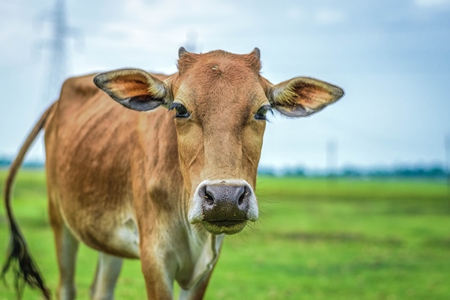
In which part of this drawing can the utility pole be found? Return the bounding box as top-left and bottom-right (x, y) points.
(37, 0), (80, 107)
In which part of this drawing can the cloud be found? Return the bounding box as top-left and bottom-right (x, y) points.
(286, 6), (304, 19)
(414, 0), (450, 7)
(87, 0), (256, 64)
(314, 9), (346, 24)
(0, 4), (36, 64)
(69, 0), (265, 76)
(100, 0), (247, 44)
(284, 5), (346, 25)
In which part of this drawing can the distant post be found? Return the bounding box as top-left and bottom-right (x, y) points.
(326, 139), (338, 182)
(446, 135), (450, 197)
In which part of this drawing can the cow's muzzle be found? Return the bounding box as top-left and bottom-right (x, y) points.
(188, 180), (259, 235)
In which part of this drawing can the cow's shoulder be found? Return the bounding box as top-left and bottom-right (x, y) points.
(60, 73), (99, 102)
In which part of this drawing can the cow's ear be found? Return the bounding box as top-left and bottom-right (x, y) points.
(268, 77), (344, 117)
(94, 69), (170, 111)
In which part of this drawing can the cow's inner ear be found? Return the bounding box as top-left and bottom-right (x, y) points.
(269, 77), (344, 117)
(94, 69), (170, 111)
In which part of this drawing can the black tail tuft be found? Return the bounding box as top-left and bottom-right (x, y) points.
(1, 221), (51, 300)
(2, 103), (56, 299)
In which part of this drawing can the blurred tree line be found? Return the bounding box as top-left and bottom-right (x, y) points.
(258, 165), (447, 179)
(0, 156), (447, 179)
(0, 156), (44, 169)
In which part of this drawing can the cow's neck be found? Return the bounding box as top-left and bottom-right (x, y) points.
(175, 220), (224, 290)
(135, 108), (223, 288)
(179, 233), (224, 290)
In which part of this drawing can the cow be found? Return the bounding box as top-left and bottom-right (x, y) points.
(2, 47), (343, 300)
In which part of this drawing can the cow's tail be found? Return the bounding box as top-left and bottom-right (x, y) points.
(1, 103), (56, 300)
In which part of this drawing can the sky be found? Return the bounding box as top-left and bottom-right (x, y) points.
(0, 0), (449, 171)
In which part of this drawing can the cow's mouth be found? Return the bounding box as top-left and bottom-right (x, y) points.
(202, 220), (247, 235)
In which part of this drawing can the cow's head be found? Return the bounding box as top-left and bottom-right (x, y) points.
(94, 48), (343, 235)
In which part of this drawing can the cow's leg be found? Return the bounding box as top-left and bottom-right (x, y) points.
(89, 261), (100, 298)
(140, 245), (174, 300)
(49, 198), (79, 300)
(90, 252), (123, 300)
(53, 222), (79, 300)
(178, 270), (215, 300)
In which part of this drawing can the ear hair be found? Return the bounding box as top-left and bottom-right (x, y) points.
(94, 69), (170, 112)
(269, 77), (344, 117)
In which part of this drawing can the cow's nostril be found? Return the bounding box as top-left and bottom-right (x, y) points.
(238, 187), (246, 206)
(203, 188), (214, 206)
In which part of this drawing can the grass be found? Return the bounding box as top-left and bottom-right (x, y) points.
(0, 171), (449, 299)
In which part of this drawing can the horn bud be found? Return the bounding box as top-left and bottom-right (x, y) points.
(179, 47), (188, 58)
(252, 47), (261, 60)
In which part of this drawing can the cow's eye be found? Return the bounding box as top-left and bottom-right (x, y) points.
(170, 103), (190, 118)
(254, 105), (272, 120)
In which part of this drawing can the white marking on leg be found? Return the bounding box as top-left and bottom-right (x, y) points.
(58, 224), (79, 300)
(90, 252), (123, 300)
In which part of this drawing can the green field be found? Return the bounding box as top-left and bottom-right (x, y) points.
(1, 171), (449, 299)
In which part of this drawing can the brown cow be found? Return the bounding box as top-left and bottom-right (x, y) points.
(2, 48), (343, 299)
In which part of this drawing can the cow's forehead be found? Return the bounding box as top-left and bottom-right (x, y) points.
(177, 49), (261, 76)
(173, 50), (266, 110)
